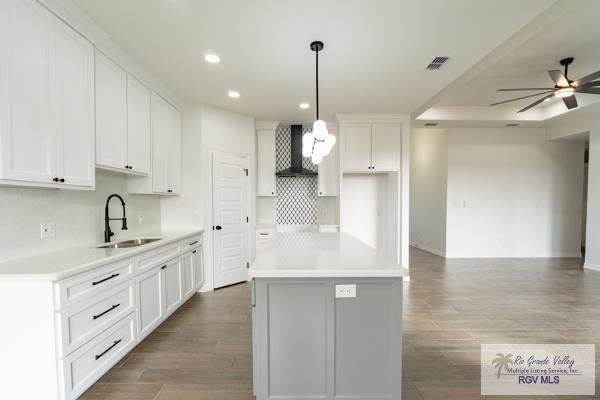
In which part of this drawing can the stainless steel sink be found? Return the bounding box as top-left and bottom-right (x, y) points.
(96, 238), (162, 249)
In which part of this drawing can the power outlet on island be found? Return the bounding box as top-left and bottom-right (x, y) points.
(335, 284), (356, 298)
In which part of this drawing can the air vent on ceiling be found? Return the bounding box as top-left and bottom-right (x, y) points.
(506, 123), (520, 127)
(426, 56), (450, 70)
(424, 122), (438, 127)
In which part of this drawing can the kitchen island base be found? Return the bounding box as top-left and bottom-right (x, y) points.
(252, 277), (403, 400)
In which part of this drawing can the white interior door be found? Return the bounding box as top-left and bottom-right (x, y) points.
(212, 152), (250, 288)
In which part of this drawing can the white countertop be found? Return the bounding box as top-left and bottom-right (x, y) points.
(249, 232), (408, 278)
(0, 229), (204, 281)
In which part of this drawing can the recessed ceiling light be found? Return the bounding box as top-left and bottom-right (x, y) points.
(228, 90), (240, 98)
(204, 53), (221, 64)
(299, 102), (310, 109)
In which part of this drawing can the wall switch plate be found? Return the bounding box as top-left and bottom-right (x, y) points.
(40, 222), (56, 239)
(138, 215), (144, 225)
(335, 284), (356, 298)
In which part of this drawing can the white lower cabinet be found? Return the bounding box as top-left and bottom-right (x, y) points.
(164, 257), (183, 315)
(136, 265), (165, 340)
(182, 246), (204, 298)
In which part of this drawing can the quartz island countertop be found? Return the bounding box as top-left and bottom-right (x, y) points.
(249, 232), (409, 278)
(0, 229), (204, 281)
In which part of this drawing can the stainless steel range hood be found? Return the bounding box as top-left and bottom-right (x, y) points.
(276, 125), (317, 177)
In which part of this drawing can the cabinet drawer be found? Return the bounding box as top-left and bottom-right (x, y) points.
(60, 313), (136, 400)
(180, 235), (203, 252)
(57, 283), (135, 357)
(55, 258), (134, 310)
(256, 228), (275, 240)
(135, 242), (181, 272)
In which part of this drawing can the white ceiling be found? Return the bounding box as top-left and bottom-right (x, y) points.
(435, 0), (600, 111)
(71, 0), (557, 124)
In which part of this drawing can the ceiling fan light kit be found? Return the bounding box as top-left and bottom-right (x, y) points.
(491, 57), (600, 113)
(303, 41), (336, 165)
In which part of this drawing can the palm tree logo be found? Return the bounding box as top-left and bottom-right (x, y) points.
(492, 353), (513, 378)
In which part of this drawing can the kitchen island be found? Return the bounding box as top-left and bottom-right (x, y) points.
(249, 232), (409, 400)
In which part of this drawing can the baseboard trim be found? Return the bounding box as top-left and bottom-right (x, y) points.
(584, 262), (600, 272)
(444, 253), (582, 259)
(410, 241), (446, 258)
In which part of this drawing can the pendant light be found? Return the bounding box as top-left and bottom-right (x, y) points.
(303, 41), (336, 165)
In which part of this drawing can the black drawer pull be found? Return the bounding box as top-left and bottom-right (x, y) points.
(192, 250), (197, 254)
(93, 304), (121, 320)
(189, 240), (199, 245)
(95, 339), (122, 360)
(259, 233), (269, 236)
(161, 265), (167, 270)
(92, 273), (120, 286)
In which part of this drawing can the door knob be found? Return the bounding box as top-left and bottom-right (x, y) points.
(215, 225), (222, 230)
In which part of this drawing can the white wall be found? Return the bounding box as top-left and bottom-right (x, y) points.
(0, 170), (161, 262)
(161, 105), (255, 290)
(410, 129), (448, 256)
(445, 128), (584, 258)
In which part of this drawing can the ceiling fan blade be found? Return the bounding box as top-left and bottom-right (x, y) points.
(490, 91), (553, 106)
(576, 87), (600, 95)
(497, 88), (554, 92)
(562, 95), (578, 109)
(574, 70), (600, 86)
(517, 93), (555, 113)
(548, 70), (569, 86)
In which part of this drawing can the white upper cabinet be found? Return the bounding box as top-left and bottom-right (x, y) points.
(0, 0), (94, 189)
(340, 121), (401, 172)
(341, 124), (372, 171)
(318, 130), (338, 196)
(95, 52), (128, 171)
(371, 123), (401, 171)
(0, 0), (55, 185)
(55, 19), (95, 188)
(129, 93), (181, 195)
(126, 76), (151, 175)
(256, 129), (277, 196)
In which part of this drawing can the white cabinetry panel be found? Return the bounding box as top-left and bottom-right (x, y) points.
(342, 124), (372, 171)
(372, 123), (401, 171)
(95, 52), (127, 171)
(318, 131), (338, 196)
(257, 129), (277, 196)
(126, 76), (151, 175)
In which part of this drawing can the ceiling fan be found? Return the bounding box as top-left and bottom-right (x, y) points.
(491, 58), (600, 112)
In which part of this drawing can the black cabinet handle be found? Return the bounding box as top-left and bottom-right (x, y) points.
(59, 178), (65, 183)
(92, 273), (120, 286)
(95, 339), (122, 360)
(161, 265), (167, 270)
(192, 250), (197, 254)
(93, 304), (120, 320)
(53, 177), (59, 182)
(271, 192), (274, 195)
(189, 240), (199, 245)
(215, 225), (222, 230)
(167, 189), (173, 193)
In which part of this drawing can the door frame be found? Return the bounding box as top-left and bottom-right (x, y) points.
(209, 150), (252, 289)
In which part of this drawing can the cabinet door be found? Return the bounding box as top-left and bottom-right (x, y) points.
(181, 251), (194, 299)
(318, 132), (338, 196)
(342, 124), (372, 171)
(167, 105), (182, 194)
(150, 93), (170, 193)
(256, 130), (276, 196)
(164, 257), (182, 315)
(137, 266), (164, 340)
(371, 123), (401, 171)
(191, 247), (204, 290)
(55, 20), (95, 188)
(0, 0), (56, 184)
(126, 76), (151, 175)
(95, 51), (127, 170)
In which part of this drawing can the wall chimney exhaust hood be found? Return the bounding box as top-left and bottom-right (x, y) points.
(276, 125), (317, 177)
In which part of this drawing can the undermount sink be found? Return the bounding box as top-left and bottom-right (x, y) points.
(96, 238), (162, 249)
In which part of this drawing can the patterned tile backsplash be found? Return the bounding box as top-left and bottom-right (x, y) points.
(276, 126), (317, 225)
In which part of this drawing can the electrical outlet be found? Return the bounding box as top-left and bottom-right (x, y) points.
(40, 222), (56, 239)
(335, 284), (356, 298)
(138, 215), (144, 225)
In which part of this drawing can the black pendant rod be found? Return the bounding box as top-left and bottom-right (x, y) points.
(316, 48), (319, 121)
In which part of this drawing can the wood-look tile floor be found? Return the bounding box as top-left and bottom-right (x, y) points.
(81, 247), (600, 400)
